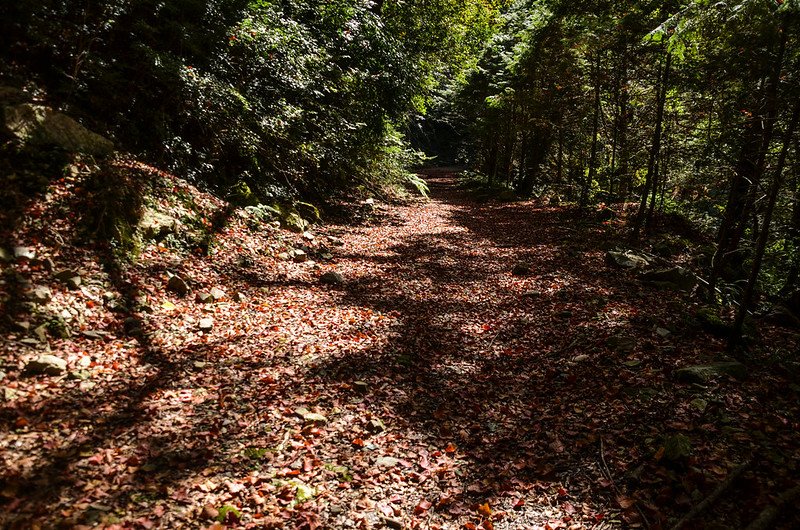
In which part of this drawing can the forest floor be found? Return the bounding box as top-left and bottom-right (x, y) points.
(1, 167), (799, 530)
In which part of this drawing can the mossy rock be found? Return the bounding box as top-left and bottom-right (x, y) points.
(695, 306), (731, 336)
(663, 434), (692, 462)
(282, 212), (309, 233)
(228, 181), (260, 207)
(675, 361), (747, 384)
(295, 201), (321, 223)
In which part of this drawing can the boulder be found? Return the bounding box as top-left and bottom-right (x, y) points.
(25, 355), (67, 376)
(674, 361), (747, 384)
(605, 250), (651, 269)
(4, 103), (114, 156)
(320, 271), (344, 285)
(167, 275), (189, 296)
(640, 267), (698, 292)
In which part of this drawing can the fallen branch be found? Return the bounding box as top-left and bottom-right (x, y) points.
(600, 438), (650, 529)
(669, 458), (752, 530)
(744, 484), (800, 530)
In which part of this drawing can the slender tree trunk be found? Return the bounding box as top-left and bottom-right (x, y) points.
(584, 56), (601, 209)
(730, 100), (800, 348)
(709, 24), (787, 297)
(632, 51), (671, 240)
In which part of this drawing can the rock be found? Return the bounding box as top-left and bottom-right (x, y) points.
(302, 231), (315, 241)
(196, 292), (214, 304)
(166, 275), (189, 296)
(282, 212), (308, 233)
(663, 434), (692, 462)
(232, 292), (247, 303)
(656, 327), (671, 338)
(293, 249), (308, 263)
(296, 202), (321, 223)
(640, 267), (698, 292)
(353, 381), (369, 393)
(13, 246), (36, 260)
(512, 262), (532, 276)
(54, 268), (79, 281)
(47, 317), (71, 338)
(605, 250), (651, 269)
(295, 407), (327, 425)
(606, 334), (636, 354)
(367, 419), (385, 433)
(139, 210), (178, 241)
(277, 252), (291, 261)
(33, 324), (48, 342)
(199, 318), (214, 332)
(210, 287), (226, 301)
(25, 355), (67, 376)
(695, 307), (731, 336)
(27, 285), (52, 304)
(327, 236), (345, 247)
(0, 247), (12, 262)
(124, 317), (143, 337)
(4, 103), (114, 156)
(375, 456), (400, 468)
(65, 276), (82, 290)
(320, 271), (344, 285)
(522, 290), (542, 298)
(675, 362), (747, 384)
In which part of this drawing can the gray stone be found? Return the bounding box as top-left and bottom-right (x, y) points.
(656, 327), (671, 337)
(65, 276), (82, 290)
(4, 103), (114, 156)
(198, 318), (214, 332)
(209, 287), (226, 301)
(640, 267), (698, 292)
(293, 249), (308, 263)
(302, 231), (315, 241)
(663, 434), (692, 462)
(13, 246), (36, 260)
(195, 292), (214, 304)
(320, 271), (344, 285)
(139, 210), (178, 241)
(167, 275), (189, 296)
(25, 355), (67, 376)
(375, 456), (400, 468)
(27, 285), (52, 304)
(353, 381), (369, 393)
(295, 407), (327, 425)
(277, 252), (291, 261)
(232, 292), (247, 303)
(367, 419), (385, 433)
(605, 250), (651, 269)
(675, 362), (747, 384)
(296, 202), (321, 223)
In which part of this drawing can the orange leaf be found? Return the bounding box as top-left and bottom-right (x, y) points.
(352, 438), (364, 447)
(464, 524), (477, 530)
(477, 503), (492, 517)
(445, 443), (457, 454)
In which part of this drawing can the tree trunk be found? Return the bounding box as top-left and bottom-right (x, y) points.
(631, 51), (671, 240)
(730, 100), (800, 348)
(584, 56), (601, 209)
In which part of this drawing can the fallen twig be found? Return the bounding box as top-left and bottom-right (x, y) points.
(744, 483), (800, 530)
(668, 458), (752, 530)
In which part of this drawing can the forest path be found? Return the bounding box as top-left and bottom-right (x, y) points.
(4, 168), (795, 530)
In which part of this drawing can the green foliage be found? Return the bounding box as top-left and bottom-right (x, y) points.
(0, 0), (499, 199)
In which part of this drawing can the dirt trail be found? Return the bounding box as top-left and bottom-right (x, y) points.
(2, 170), (798, 529)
